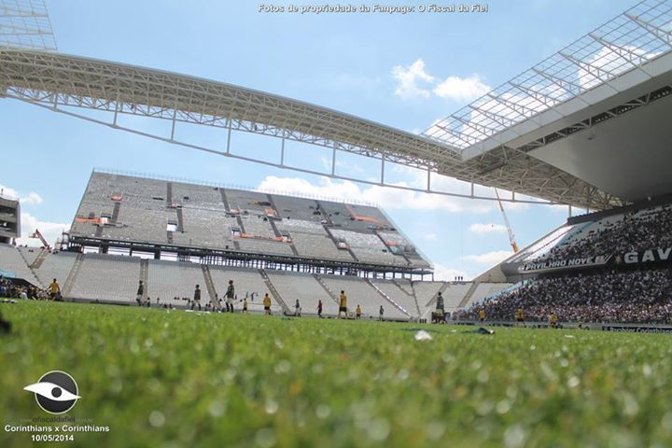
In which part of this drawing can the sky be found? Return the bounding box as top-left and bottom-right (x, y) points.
(0, 0), (638, 280)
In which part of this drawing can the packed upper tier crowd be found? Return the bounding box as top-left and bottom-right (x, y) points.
(540, 204), (672, 261)
(459, 267), (672, 324)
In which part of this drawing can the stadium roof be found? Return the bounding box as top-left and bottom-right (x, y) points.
(425, 0), (672, 155)
(0, 0), (57, 51)
(0, 0), (671, 210)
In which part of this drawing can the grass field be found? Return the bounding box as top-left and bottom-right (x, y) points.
(2, 301), (672, 447)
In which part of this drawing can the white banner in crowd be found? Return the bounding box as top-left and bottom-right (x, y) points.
(518, 255), (610, 274)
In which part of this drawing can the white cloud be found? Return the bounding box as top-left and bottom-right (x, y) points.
(0, 184), (43, 205)
(15, 213), (69, 247)
(256, 175), (494, 214)
(463, 250), (512, 266)
(392, 60), (492, 104)
(391, 59), (435, 100)
(469, 223), (507, 234)
(433, 74), (491, 102)
(432, 263), (470, 282)
(22, 192), (43, 205)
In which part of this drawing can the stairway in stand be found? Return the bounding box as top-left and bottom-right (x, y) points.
(201, 264), (219, 308)
(313, 274), (340, 305)
(366, 279), (412, 318)
(62, 253), (84, 299)
(457, 282), (480, 309)
(259, 269), (291, 314)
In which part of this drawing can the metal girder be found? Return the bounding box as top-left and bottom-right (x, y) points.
(485, 92), (539, 119)
(432, 123), (479, 148)
(589, 33), (651, 68)
(0, 49), (461, 173)
(559, 51), (618, 84)
(0, 47), (644, 211)
(452, 115), (499, 140)
(468, 104), (518, 128)
(509, 82), (561, 107)
(0, 0), (56, 51)
(531, 67), (582, 97)
(625, 11), (672, 46)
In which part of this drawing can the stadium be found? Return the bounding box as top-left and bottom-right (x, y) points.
(2, 0), (672, 446)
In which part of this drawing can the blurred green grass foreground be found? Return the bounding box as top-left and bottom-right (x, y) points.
(2, 300), (672, 447)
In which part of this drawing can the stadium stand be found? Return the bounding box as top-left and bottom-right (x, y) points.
(330, 229), (406, 266)
(147, 260), (207, 305)
(461, 267), (672, 324)
(32, 251), (78, 289)
(289, 233), (355, 262)
(171, 182), (226, 210)
(417, 282), (467, 318)
(0, 243), (41, 285)
(508, 203), (672, 265)
(17, 246), (42, 267)
(236, 238), (295, 257)
(172, 207), (236, 250)
(266, 270), (339, 316)
(239, 215), (277, 239)
(69, 254), (141, 303)
(276, 219), (326, 235)
(272, 195), (321, 222)
(318, 274), (408, 319)
(391, 278), (414, 296)
(468, 283), (515, 307)
(208, 266), (283, 314)
(225, 189), (274, 214)
(0, 239), (516, 323)
(414, 281), (450, 305)
(369, 279), (419, 317)
(0, 172), (451, 318)
(69, 172), (431, 272)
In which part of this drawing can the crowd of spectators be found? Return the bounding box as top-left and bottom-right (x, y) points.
(459, 267), (672, 324)
(0, 276), (48, 300)
(537, 204), (672, 261)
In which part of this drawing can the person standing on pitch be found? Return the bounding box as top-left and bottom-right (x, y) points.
(295, 299), (301, 317)
(49, 278), (61, 301)
(436, 291), (445, 322)
(135, 280), (144, 306)
(193, 284), (202, 311)
(338, 290), (348, 319)
(263, 293), (272, 315)
(515, 308), (525, 327)
(317, 299), (323, 318)
(225, 280), (235, 313)
(379, 305), (384, 321)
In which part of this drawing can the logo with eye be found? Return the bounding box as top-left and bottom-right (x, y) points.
(24, 370), (81, 414)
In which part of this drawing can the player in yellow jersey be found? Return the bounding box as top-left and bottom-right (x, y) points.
(515, 308), (525, 327)
(479, 308), (486, 323)
(48, 278), (61, 301)
(263, 293), (272, 315)
(549, 312), (558, 329)
(355, 304), (362, 319)
(338, 290), (348, 318)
